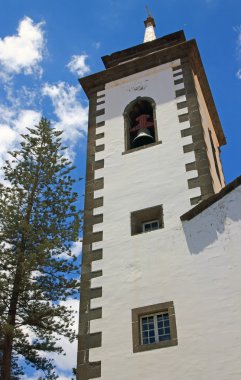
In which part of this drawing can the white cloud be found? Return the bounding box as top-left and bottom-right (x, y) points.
(236, 27), (241, 49)
(22, 374), (41, 380)
(20, 299), (79, 379)
(0, 16), (45, 78)
(236, 69), (241, 79)
(71, 241), (82, 257)
(5, 85), (38, 107)
(48, 299), (79, 372)
(67, 54), (90, 77)
(22, 372), (73, 380)
(58, 240), (82, 260)
(42, 82), (88, 157)
(0, 124), (17, 154)
(0, 105), (16, 155)
(93, 41), (101, 49)
(22, 372), (72, 380)
(0, 107), (41, 168)
(14, 109), (41, 134)
(236, 27), (241, 79)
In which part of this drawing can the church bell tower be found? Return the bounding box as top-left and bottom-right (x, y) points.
(77, 14), (228, 380)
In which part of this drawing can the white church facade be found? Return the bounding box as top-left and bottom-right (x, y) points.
(77, 15), (241, 380)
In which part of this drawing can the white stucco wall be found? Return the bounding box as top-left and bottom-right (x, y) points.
(88, 62), (241, 380)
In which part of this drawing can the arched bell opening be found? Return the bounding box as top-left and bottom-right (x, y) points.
(124, 97), (157, 151)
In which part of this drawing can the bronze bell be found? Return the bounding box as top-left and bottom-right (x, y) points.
(132, 128), (154, 148)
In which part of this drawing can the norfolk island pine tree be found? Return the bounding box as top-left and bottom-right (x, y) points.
(0, 118), (82, 379)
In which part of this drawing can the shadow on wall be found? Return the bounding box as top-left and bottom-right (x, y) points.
(181, 187), (241, 254)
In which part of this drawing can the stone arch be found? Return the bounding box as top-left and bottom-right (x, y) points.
(123, 97), (158, 151)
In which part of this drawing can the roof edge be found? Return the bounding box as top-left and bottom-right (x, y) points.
(180, 175), (241, 221)
(101, 30), (186, 69)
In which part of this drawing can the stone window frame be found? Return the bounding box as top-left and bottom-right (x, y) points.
(123, 96), (159, 154)
(132, 301), (178, 353)
(130, 205), (164, 236)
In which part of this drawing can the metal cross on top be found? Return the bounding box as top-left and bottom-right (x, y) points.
(129, 114), (154, 132)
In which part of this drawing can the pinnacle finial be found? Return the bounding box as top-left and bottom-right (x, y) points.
(144, 6), (156, 43)
(145, 5), (151, 17)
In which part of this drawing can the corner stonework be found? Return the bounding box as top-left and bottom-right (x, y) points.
(77, 88), (105, 380)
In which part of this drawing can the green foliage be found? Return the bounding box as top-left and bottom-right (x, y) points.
(0, 118), (82, 379)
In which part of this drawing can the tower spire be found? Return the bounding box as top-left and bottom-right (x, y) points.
(144, 6), (156, 43)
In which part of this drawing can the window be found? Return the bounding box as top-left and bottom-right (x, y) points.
(131, 205), (163, 236)
(141, 312), (171, 344)
(124, 97), (158, 152)
(142, 220), (159, 233)
(132, 301), (178, 353)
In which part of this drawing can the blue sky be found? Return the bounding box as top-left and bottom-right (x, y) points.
(0, 0), (241, 378)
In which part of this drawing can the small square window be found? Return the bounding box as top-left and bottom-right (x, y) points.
(131, 205), (164, 236)
(142, 220), (159, 233)
(132, 301), (178, 353)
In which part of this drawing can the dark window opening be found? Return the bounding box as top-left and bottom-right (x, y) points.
(124, 98), (157, 151)
(131, 205), (164, 236)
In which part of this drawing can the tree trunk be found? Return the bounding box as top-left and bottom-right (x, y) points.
(1, 260), (23, 380)
(1, 331), (14, 380)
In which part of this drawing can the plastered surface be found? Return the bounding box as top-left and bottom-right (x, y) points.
(88, 63), (241, 380)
